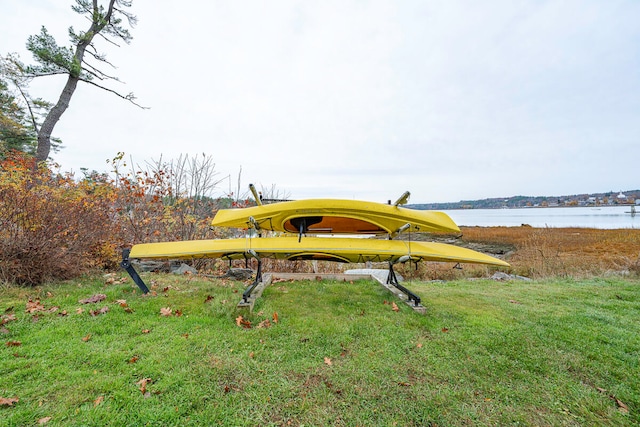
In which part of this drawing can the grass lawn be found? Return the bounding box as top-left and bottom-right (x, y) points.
(1, 273), (638, 426)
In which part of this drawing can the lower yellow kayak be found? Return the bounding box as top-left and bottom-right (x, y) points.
(129, 236), (509, 267)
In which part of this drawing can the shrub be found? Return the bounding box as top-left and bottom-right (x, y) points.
(0, 153), (119, 285)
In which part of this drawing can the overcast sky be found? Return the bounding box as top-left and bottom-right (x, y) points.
(1, 0), (639, 203)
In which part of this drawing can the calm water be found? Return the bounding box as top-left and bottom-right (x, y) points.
(441, 206), (639, 229)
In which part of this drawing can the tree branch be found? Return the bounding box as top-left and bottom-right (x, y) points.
(78, 77), (148, 109)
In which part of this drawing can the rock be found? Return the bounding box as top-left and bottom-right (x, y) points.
(224, 268), (254, 280)
(491, 272), (531, 281)
(172, 263), (197, 275)
(132, 260), (170, 272)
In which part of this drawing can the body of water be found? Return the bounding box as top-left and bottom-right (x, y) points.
(441, 206), (639, 229)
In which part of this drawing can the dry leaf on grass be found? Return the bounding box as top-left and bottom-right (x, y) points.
(38, 416), (52, 424)
(0, 396), (19, 406)
(257, 319), (271, 329)
(615, 398), (629, 413)
(235, 315), (252, 329)
(136, 378), (152, 394)
(1, 314), (16, 325)
(89, 307), (109, 316)
(5, 341), (21, 347)
(160, 307), (172, 317)
(25, 299), (45, 313)
(79, 294), (107, 304)
(324, 357), (332, 366)
(93, 396), (104, 407)
(391, 302), (400, 312)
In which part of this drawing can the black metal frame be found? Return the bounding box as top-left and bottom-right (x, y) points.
(121, 249), (150, 294)
(241, 255), (262, 303)
(386, 261), (421, 306)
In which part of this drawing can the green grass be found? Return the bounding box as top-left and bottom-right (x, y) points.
(1, 274), (639, 426)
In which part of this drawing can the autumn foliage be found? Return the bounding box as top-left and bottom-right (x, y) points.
(0, 153), (120, 284)
(0, 152), (239, 285)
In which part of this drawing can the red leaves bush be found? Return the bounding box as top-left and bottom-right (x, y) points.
(0, 154), (120, 285)
(0, 152), (228, 286)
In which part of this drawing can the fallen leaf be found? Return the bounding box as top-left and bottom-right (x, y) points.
(58, 310), (68, 317)
(76, 307), (84, 314)
(391, 302), (399, 312)
(398, 382), (412, 387)
(129, 356), (139, 364)
(26, 299), (45, 313)
(204, 295), (214, 303)
(82, 334), (92, 342)
(160, 307), (172, 317)
(249, 351), (255, 358)
(509, 299), (522, 304)
(136, 378), (152, 394)
(89, 307), (109, 316)
(615, 398), (629, 413)
(324, 357), (332, 366)
(182, 333), (189, 339)
(235, 315), (251, 329)
(116, 300), (127, 307)
(1, 314), (16, 325)
(174, 309), (183, 317)
(93, 396), (104, 407)
(5, 341), (21, 347)
(38, 416), (52, 424)
(257, 319), (271, 329)
(141, 329), (151, 334)
(416, 343), (423, 348)
(442, 327), (449, 333)
(79, 294), (107, 304)
(272, 312), (279, 323)
(0, 397), (19, 406)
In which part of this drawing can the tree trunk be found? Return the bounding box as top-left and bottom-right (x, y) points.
(35, 76), (80, 162)
(34, 0), (117, 163)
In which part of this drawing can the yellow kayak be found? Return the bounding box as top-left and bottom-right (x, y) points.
(129, 236), (509, 267)
(211, 199), (460, 235)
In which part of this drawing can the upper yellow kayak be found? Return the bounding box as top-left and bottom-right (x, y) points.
(129, 236), (509, 267)
(211, 199), (460, 235)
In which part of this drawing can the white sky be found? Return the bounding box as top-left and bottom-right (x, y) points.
(1, 0), (639, 203)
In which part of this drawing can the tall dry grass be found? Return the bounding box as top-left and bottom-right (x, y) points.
(460, 226), (640, 278)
